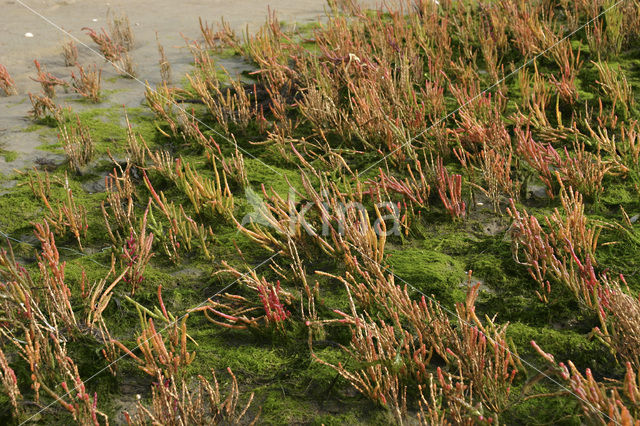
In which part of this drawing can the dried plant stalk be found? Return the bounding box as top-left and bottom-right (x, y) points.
(124, 108), (148, 167)
(62, 39), (79, 66)
(102, 162), (136, 244)
(144, 82), (182, 138)
(28, 92), (68, 122)
(108, 10), (135, 51)
(199, 17), (239, 51)
(124, 368), (258, 425)
(114, 50), (137, 77)
(463, 143), (518, 212)
(156, 32), (172, 85)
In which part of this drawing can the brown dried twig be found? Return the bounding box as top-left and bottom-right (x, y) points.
(124, 368), (258, 425)
(62, 39), (79, 67)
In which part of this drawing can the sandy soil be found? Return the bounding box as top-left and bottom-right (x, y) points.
(0, 0), (376, 173)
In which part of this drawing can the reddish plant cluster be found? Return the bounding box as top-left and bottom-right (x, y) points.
(0, 226), (124, 422)
(532, 343), (640, 425)
(31, 59), (66, 98)
(0, 63), (17, 96)
(434, 158), (466, 220)
(70, 63), (102, 102)
(83, 11), (136, 77)
(507, 187), (601, 304)
(312, 272), (518, 423)
(192, 267), (293, 333)
(257, 279), (291, 324)
(82, 27), (124, 62)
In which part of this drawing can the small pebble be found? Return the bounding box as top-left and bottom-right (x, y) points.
(24, 32), (33, 38)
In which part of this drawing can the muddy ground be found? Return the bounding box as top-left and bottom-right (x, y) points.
(0, 0), (376, 173)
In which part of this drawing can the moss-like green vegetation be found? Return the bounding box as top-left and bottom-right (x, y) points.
(387, 247), (466, 304)
(0, 150), (18, 163)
